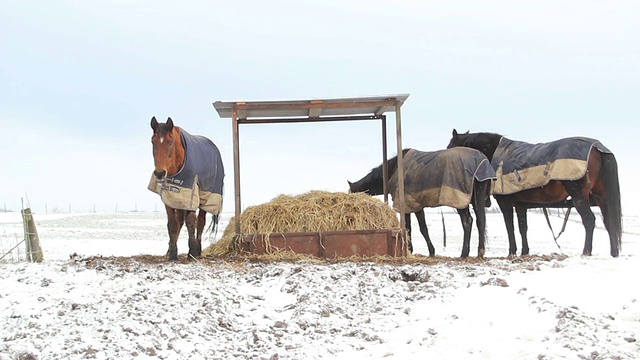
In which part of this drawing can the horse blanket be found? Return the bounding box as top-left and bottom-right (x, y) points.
(491, 136), (611, 195)
(148, 129), (224, 213)
(389, 148), (496, 212)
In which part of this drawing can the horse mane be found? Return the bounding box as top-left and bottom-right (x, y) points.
(464, 132), (502, 144)
(369, 148), (411, 178)
(349, 149), (411, 195)
(457, 132), (503, 160)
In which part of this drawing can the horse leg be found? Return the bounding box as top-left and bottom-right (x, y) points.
(456, 207), (473, 258)
(165, 205), (185, 261)
(185, 210), (199, 260)
(194, 209), (207, 257)
(515, 204), (529, 255)
(495, 196), (518, 256)
(414, 209), (435, 256)
(405, 213), (413, 253)
(563, 179), (596, 256)
(471, 180), (487, 258)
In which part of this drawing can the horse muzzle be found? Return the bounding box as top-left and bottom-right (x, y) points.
(154, 170), (167, 180)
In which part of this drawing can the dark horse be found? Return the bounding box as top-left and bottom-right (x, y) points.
(149, 117), (225, 261)
(348, 148), (495, 258)
(448, 129), (622, 257)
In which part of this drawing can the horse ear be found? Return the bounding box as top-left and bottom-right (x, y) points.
(452, 129), (458, 136)
(151, 116), (158, 130)
(347, 180), (353, 192)
(166, 117), (174, 131)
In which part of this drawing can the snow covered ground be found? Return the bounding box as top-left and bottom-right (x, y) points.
(1, 210), (639, 359)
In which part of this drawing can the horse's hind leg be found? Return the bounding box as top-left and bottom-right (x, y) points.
(457, 207), (473, 258)
(515, 205), (529, 255)
(590, 152), (622, 257)
(471, 181), (488, 258)
(404, 213), (414, 253)
(185, 210), (199, 260)
(414, 209), (435, 256)
(563, 179), (595, 256)
(194, 209), (207, 257)
(495, 196), (518, 256)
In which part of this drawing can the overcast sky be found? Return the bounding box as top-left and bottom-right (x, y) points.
(1, 0), (639, 214)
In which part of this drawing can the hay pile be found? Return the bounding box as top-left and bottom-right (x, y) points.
(204, 190), (400, 257)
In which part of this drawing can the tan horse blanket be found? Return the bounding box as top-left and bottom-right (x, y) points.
(389, 148), (496, 212)
(148, 129), (224, 213)
(491, 136), (611, 195)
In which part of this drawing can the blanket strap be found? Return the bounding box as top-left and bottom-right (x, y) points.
(440, 208), (446, 248)
(542, 207), (572, 251)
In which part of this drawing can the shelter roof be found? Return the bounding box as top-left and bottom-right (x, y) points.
(213, 94), (409, 120)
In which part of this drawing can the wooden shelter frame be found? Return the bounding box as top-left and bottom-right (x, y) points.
(213, 94), (409, 239)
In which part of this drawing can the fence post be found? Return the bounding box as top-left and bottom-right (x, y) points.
(21, 208), (43, 262)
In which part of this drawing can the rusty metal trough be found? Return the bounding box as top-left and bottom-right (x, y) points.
(236, 229), (407, 258)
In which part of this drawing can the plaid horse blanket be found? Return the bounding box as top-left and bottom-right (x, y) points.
(148, 129), (224, 213)
(491, 136), (611, 195)
(389, 148), (496, 212)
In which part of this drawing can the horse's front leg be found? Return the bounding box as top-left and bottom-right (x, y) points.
(185, 210), (199, 260)
(457, 207), (473, 258)
(194, 209), (207, 257)
(165, 206), (185, 261)
(495, 196), (518, 257)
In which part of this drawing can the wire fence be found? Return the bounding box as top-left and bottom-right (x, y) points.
(1, 202), (163, 214)
(0, 205), (44, 263)
(0, 230), (24, 263)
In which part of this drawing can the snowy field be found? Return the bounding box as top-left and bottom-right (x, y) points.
(1, 210), (639, 359)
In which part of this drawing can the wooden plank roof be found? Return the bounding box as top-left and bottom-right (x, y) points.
(213, 94), (409, 120)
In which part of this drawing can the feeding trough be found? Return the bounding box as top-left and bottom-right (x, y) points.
(237, 229), (405, 258)
(212, 95), (410, 258)
(204, 191), (407, 258)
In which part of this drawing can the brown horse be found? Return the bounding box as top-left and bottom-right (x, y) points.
(149, 117), (225, 261)
(447, 129), (622, 257)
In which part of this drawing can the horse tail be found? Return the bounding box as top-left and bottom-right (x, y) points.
(206, 213), (221, 238)
(600, 152), (623, 256)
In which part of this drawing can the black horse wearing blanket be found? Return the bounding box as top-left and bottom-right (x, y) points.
(448, 130), (622, 257)
(349, 148), (495, 258)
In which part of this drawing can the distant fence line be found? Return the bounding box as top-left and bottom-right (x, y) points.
(1, 202), (165, 214)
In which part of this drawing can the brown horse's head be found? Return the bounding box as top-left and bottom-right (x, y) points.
(150, 116), (185, 180)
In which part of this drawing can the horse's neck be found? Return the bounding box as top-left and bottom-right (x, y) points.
(168, 129), (186, 176)
(474, 134), (501, 161)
